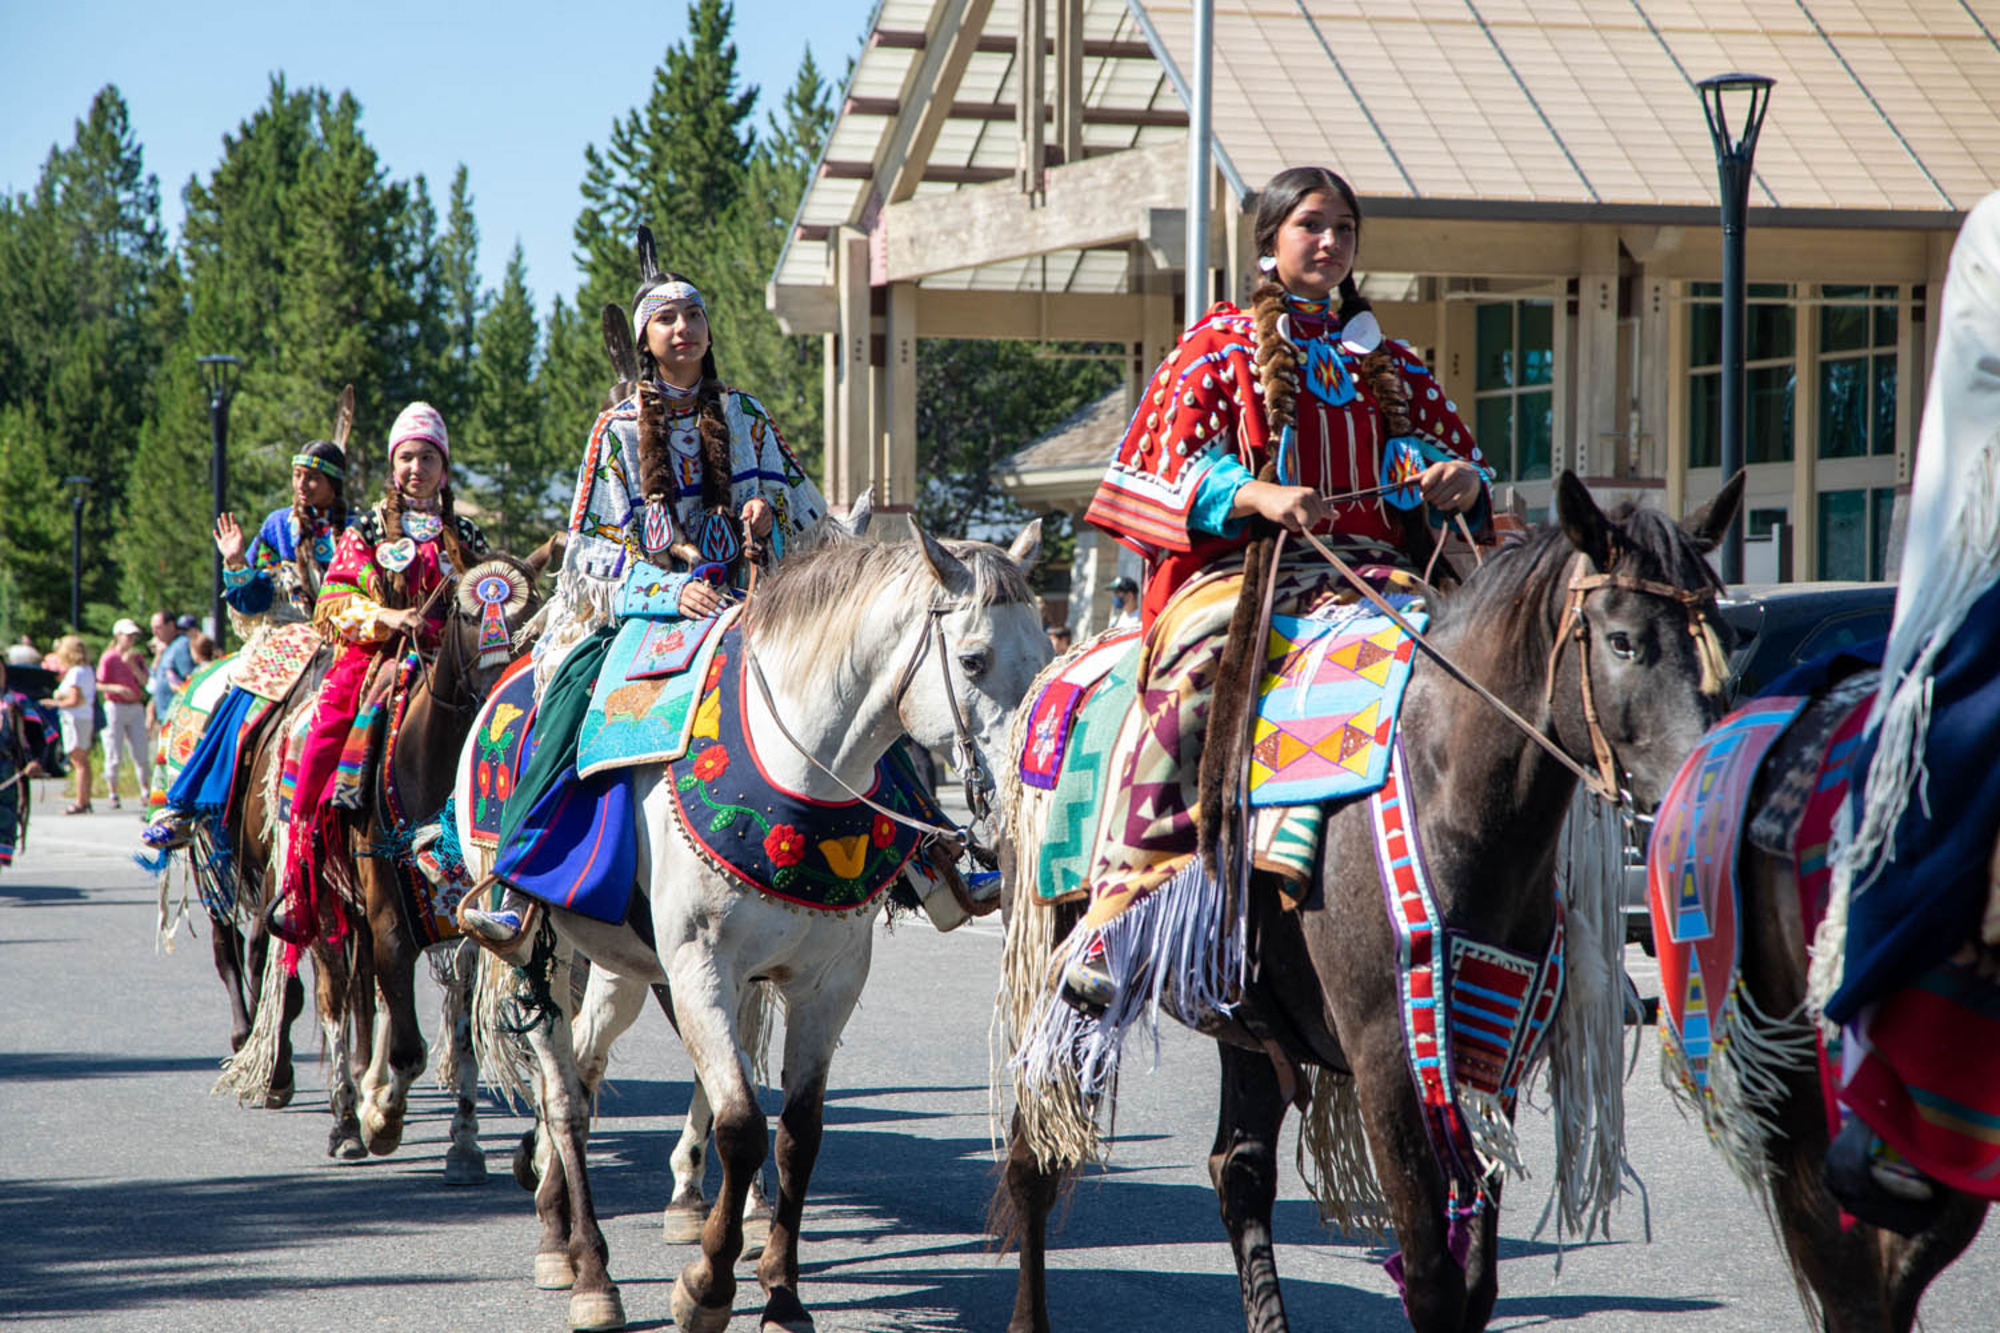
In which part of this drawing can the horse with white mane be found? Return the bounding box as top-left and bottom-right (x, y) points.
(461, 516), (1049, 1332)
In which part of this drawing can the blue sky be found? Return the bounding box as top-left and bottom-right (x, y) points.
(1, 0), (875, 309)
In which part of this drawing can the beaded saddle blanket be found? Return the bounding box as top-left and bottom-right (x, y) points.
(665, 627), (945, 914)
(577, 608), (738, 779)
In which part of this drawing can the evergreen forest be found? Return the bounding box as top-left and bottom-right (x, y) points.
(0, 0), (1114, 645)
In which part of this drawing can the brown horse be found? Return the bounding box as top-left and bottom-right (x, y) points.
(1700, 670), (1987, 1331)
(995, 473), (1743, 1333)
(338, 541), (555, 1176)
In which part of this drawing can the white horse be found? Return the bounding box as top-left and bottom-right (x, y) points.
(460, 518), (1049, 1332)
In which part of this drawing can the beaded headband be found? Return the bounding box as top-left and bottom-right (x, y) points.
(291, 450), (346, 481)
(633, 280), (706, 339)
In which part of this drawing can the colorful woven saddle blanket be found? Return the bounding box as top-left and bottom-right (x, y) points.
(577, 608), (736, 779)
(666, 626), (947, 914)
(148, 655), (255, 816)
(230, 621), (323, 702)
(462, 654), (539, 849)
(1647, 693), (1810, 1107)
(1022, 566), (1426, 904)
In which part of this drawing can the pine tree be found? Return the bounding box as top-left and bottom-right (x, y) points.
(117, 79), (452, 622)
(0, 85), (176, 631)
(464, 243), (556, 554)
(431, 164), (483, 430)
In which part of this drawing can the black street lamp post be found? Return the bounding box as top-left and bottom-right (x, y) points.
(1698, 72), (1774, 584)
(196, 355), (242, 642)
(63, 475), (92, 629)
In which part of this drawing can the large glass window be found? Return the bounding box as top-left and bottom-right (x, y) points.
(1473, 300), (1554, 482)
(1817, 486), (1898, 581)
(1818, 284), (1898, 459)
(1688, 282), (1795, 468)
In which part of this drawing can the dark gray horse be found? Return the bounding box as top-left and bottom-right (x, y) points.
(996, 471), (1743, 1332)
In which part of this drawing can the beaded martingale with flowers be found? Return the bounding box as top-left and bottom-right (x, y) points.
(663, 627), (946, 913)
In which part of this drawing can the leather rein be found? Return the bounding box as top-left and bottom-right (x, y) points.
(742, 601), (996, 865)
(1295, 528), (1719, 810)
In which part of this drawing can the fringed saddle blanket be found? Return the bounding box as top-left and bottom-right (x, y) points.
(147, 656), (246, 816)
(464, 654), (538, 848)
(1021, 557), (1425, 919)
(1371, 741), (1564, 1228)
(230, 621), (323, 702)
(1649, 695), (1809, 1108)
(665, 628), (947, 914)
(577, 608), (737, 779)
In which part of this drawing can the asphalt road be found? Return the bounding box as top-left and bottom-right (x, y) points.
(3, 791), (1993, 1332)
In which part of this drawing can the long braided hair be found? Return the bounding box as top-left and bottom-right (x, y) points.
(632, 269), (732, 517)
(289, 440), (350, 603)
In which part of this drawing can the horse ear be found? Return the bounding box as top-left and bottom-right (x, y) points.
(636, 225), (660, 285)
(601, 303), (639, 389)
(332, 384), (355, 449)
(1555, 471), (1614, 570)
(526, 530), (567, 574)
(843, 485), (875, 537)
(1006, 517), (1042, 572)
(910, 515), (973, 594)
(1683, 469), (1746, 556)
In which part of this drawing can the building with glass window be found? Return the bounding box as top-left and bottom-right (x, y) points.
(768, 0), (1999, 631)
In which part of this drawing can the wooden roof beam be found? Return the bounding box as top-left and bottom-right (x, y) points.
(872, 31), (1155, 60)
(883, 140), (1187, 283)
(820, 160), (1019, 184)
(844, 96), (1185, 128)
(879, 0), (996, 206)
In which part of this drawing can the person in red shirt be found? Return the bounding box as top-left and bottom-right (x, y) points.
(1058, 165), (1492, 1012)
(97, 619), (151, 810)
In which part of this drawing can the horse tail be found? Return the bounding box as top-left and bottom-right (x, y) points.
(212, 938), (291, 1106)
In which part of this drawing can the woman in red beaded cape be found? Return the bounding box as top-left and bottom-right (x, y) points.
(1059, 165), (1494, 1010)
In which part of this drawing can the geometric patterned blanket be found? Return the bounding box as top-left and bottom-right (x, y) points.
(147, 655), (246, 817)
(1647, 694), (1808, 1107)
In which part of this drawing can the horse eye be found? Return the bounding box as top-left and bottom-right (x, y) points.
(1607, 630), (1637, 660)
(958, 652), (988, 678)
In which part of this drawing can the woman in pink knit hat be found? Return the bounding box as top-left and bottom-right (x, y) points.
(271, 402), (488, 954)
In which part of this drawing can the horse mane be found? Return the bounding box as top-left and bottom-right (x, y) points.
(1431, 501), (1722, 672)
(744, 529), (1033, 678)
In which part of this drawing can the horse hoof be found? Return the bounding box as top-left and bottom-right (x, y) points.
(671, 1271), (733, 1333)
(761, 1286), (813, 1332)
(534, 1250), (576, 1290)
(512, 1127), (539, 1192)
(662, 1200), (710, 1244)
(360, 1108), (404, 1157)
(568, 1286), (625, 1331)
(263, 1079), (295, 1111)
(740, 1205), (772, 1263)
(443, 1147), (488, 1187)
(330, 1131), (367, 1162)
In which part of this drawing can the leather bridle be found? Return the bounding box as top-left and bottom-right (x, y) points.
(1298, 529), (1720, 810)
(743, 599), (999, 865)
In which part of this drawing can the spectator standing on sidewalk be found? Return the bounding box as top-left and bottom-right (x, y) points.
(47, 636), (97, 815)
(97, 619), (151, 810)
(146, 613), (194, 734)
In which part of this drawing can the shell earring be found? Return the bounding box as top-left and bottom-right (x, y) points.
(1258, 255), (1278, 273)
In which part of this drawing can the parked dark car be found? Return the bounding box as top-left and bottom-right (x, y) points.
(1622, 581), (1897, 952)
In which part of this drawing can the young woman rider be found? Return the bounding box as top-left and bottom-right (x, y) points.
(1058, 165), (1493, 1010)
(272, 405), (487, 950)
